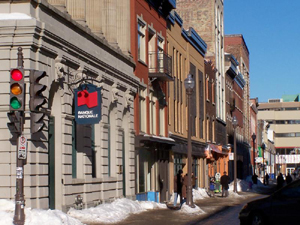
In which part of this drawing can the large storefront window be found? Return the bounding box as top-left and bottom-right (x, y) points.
(174, 154), (183, 175)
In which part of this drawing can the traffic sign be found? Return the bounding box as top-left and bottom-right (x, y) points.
(18, 135), (27, 160)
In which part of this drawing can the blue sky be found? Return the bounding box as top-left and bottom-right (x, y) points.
(224, 1), (300, 103)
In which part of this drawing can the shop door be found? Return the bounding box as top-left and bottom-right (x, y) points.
(158, 150), (169, 202)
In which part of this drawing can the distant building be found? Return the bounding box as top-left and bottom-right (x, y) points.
(258, 97), (300, 177)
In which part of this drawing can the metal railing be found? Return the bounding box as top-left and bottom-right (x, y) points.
(148, 51), (172, 78)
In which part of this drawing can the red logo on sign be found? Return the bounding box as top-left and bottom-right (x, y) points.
(77, 90), (98, 108)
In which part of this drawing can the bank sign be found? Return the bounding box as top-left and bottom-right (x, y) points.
(74, 84), (101, 124)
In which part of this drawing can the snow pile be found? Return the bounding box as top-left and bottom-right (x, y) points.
(179, 203), (205, 215)
(0, 199), (84, 225)
(0, 13), (32, 20)
(193, 188), (210, 200)
(68, 198), (166, 224)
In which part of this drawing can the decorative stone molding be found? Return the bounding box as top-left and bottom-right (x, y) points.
(111, 83), (119, 103)
(125, 90), (133, 107)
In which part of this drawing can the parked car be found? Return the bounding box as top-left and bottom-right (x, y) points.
(239, 179), (300, 225)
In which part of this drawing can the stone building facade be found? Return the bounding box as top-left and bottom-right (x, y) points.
(0, 0), (139, 211)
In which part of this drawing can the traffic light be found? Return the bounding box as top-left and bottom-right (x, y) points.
(29, 70), (47, 133)
(29, 70), (47, 112)
(10, 68), (25, 111)
(7, 111), (22, 134)
(30, 112), (45, 133)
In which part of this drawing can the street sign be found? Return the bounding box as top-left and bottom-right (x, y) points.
(229, 153), (234, 160)
(18, 135), (27, 160)
(74, 84), (102, 124)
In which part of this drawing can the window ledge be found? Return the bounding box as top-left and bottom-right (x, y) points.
(138, 59), (147, 67)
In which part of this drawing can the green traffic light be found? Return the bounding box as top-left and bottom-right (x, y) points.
(10, 97), (21, 109)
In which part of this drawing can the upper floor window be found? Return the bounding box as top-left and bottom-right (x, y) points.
(138, 18), (146, 62)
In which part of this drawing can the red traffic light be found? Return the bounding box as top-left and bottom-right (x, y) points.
(10, 68), (25, 111)
(11, 69), (23, 81)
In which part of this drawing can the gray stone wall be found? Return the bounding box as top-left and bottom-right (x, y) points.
(0, 1), (138, 211)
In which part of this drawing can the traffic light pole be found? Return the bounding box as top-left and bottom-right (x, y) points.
(13, 47), (26, 225)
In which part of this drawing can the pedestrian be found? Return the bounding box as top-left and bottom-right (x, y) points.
(277, 173), (284, 189)
(252, 173), (258, 184)
(265, 173), (269, 185)
(286, 173), (293, 184)
(192, 172), (197, 189)
(173, 169), (183, 207)
(220, 171), (230, 197)
(182, 173), (188, 204)
(209, 177), (215, 197)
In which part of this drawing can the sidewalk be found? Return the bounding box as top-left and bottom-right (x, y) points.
(113, 189), (269, 225)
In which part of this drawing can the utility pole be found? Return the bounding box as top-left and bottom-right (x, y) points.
(13, 47), (26, 225)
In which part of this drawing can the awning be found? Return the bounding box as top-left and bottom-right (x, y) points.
(135, 134), (175, 148)
(208, 144), (222, 154)
(205, 144), (229, 156)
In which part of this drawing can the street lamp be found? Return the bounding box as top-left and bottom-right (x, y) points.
(184, 74), (195, 207)
(232, 116), (238, 193)
(261, 143), (266, 185)
(252, 133), (256, 175)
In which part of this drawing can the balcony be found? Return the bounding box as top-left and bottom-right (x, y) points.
(148, 51), (173, 81)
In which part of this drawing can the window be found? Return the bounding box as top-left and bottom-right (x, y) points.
(157, 36), (164, 72)
(212, 81), (215, 104)
(159, 104), (164, 136)
(138, 18), (146, 62)
(206, 76), (209, 101)
(139, 89), (147, 133)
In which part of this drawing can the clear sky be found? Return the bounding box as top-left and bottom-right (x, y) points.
(224, 0), (300, 103)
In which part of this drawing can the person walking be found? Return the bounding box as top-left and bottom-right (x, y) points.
(182, 173), (188, 204)
(173, 169), (183, 207)
(265, 173), (269, 185)
(286, 173), (293, 184)
(209, 177), (216, 197)
(277, 173), (284, 189)
(252, 173), (258, 184)
(220, 171), (230, 197)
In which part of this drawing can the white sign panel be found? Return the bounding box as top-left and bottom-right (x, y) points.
(229, 153), (234, 160)
(18, 135), (27, 160)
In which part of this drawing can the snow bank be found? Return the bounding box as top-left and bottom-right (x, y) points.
(0, 199), (84, 225)
(179, 203), (205, 215)
(68, 198), (166, 224)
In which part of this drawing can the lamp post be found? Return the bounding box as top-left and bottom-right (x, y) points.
(261, 143), (266, 185)
(252, 133), (256, 175)
(184, 74), (195, 207)
(232, 116), (238, 193)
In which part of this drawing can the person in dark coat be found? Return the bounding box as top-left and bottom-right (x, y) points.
(265, 173), (269, 185)
(277, 173), (284, 189)
(173, 169), (183, 206)
(286, 173), (293, 184)
(252, 173), (258, 184)
(220, 171), (230, 197)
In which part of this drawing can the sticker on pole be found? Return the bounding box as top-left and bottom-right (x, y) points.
(18, 135), (27, 160)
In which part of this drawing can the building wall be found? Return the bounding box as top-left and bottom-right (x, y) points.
(167, 12), (207, 189)
(0, 1), (138, 211)
(176, 0), (226, 129)
(225, 35), (250, 145)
